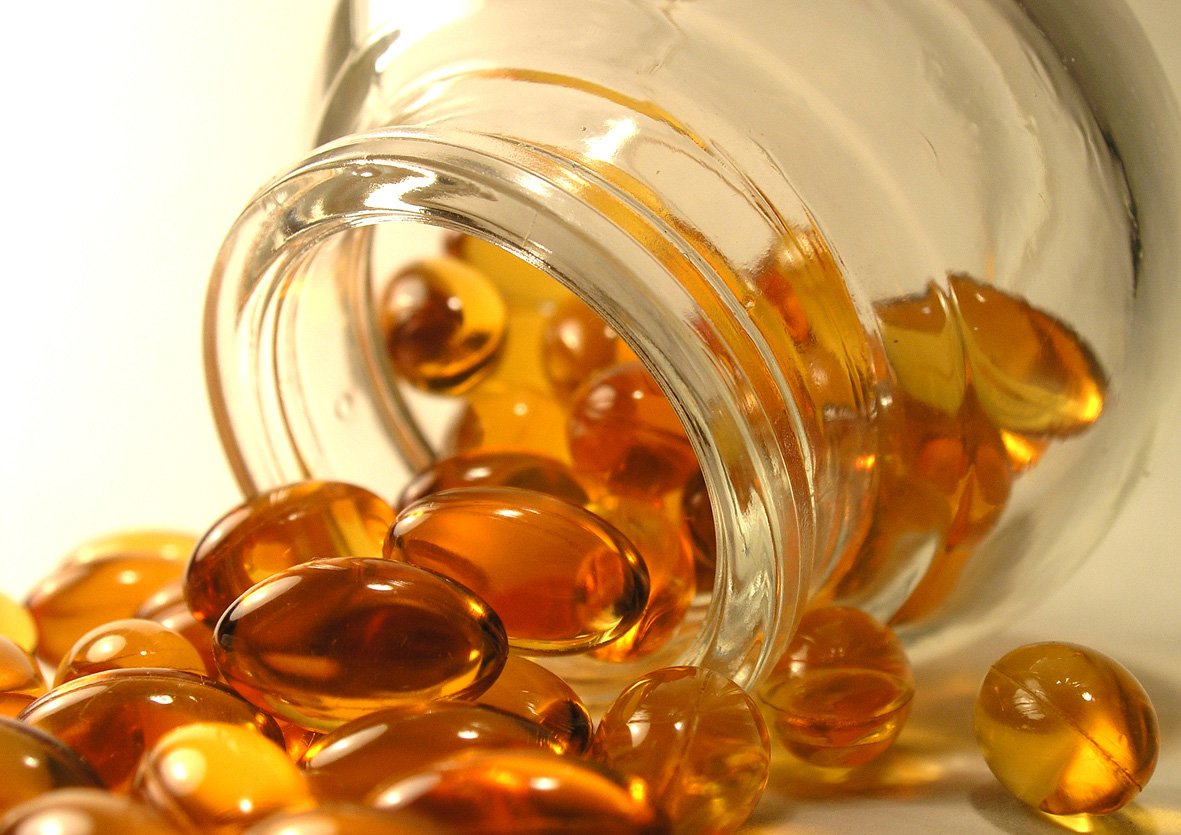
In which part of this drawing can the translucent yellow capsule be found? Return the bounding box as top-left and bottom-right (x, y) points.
(386, 487), (650, 654)
(975, 642), (1158, 815)
(55, 618), (209, 686)
(948, 273), (1107, 435)
(377, 255), (507, 394)
(185, 481), (395, 627)
(567, 362), (698, 498)
(18, 668), (284, 793)
(588, 497), (695, 662)
(301, 702), (562, 801)
(213, 558), (508, 731)
(368, 749), (667, 833)
(475, 655), (593, 755)
(0, 591), (36, 654)
(242, 802), (454, 834)
(25, 530), (194, 665)
(135, 721), (313, 833)
(759, 606), (914, 768)
(0, 636), (46, 718)
(397, 449), (589, 510)
(447, 380), (571, 463)
(593, 666), (770, 835)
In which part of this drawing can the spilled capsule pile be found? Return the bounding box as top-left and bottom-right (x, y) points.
(0, 229), (1160, 830)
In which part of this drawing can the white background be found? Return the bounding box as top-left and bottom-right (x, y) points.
(0, 3), (1177, 832)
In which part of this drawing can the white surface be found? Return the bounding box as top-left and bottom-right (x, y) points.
(0, 3), (1177, 832)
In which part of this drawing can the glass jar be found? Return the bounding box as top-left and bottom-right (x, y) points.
(204, 0), (1181, 704)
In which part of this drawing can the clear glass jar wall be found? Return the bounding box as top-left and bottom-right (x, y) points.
(205, 0), (1181, 702)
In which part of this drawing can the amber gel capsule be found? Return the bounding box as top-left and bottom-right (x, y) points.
(301, 702), (563, 801)
(378, 255), (508, 394)
(135, 721), (313, 833)
(386, 487), (650, 654)
(758, 606), (914, 768)
(185, 480), (395, 626)
(18, 668), (284, 792)
(368, 749), (668, 833)
(975, 641), (1158, 815)
(55, 618), (208, 685)
(0, 591), (36, 653)
(397, 449), (590, 509)
(566, 361), (698, 497)
(0, 636), (46, 717)
(0, 716), (102, 813)
(25, 530), (194, 664)
(242, 802), (453, 835)
(213, 557), (508, 731)
(593, 666), (771, 835)
(476, 654), (593, 755)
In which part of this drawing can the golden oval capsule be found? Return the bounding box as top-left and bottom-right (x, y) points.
(386, 487), (650, 654)
(0, 636), (47, 717)
(368, 749), (667, 834)
(0, 787), (177, 834)
(18, 668), (284, 793)
(0, 717), (101, 813)
(213, 558), (507, 731)
(397, 449), (589, 509)
(185, 481), (395, 627)
(25, 530), (194, 665)
(593, 666), (770, 835)
(55, 618), (209, 686)
(476, 655), (593, 755)
(302, 702), (562, 801)
(136, 721), (313, 833)
(588, 497), (696, 663)
(242, 802), (453, 834)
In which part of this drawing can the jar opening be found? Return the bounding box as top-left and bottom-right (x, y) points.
(204, 130), (812, 699)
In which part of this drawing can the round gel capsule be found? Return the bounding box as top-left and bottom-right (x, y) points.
(213, 557), (508, 731)
(135, 721), (313, 833)
(378, 255), (507, 394)
(55, 618), (209, 685)
(593, 666), (770, 835)
(974, 641), (1158, 815)
(386, 487), (650, 654)
(18, 668), (284, 793)
(758, 606), (915, 768)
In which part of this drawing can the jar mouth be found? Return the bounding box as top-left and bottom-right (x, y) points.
(204, 127), (813, 696)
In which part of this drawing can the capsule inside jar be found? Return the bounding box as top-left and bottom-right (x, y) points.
(385, 487), (651, 655)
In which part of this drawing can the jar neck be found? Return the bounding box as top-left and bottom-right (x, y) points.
(204, 88), (882, 694)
